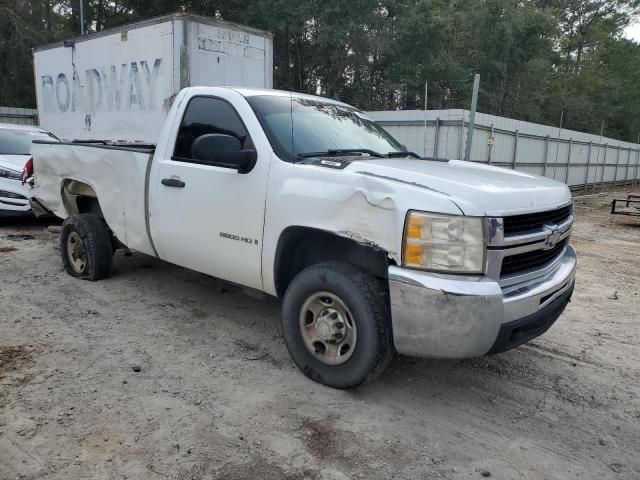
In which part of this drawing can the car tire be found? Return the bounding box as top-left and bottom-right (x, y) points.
(60, 214), (113, 281)
(282, 261), (394, 389)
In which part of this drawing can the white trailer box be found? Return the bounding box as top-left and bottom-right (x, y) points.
(33, 13), (273, 143)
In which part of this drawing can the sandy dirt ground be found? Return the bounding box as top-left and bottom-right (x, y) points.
(1, 186), (639, 480)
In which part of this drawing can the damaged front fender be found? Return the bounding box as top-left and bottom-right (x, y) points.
(261, 154), (462, 295)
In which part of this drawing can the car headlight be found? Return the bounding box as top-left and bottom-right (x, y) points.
(403, 211), (485, 273)
(0, 167), (21, 181)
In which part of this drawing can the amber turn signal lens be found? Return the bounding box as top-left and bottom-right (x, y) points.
(404, 243), (423, 266)
(406, 215), (424, 239)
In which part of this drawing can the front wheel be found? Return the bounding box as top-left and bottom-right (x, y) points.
(282, 261), (394, 388)
(60, 214), (113, 281)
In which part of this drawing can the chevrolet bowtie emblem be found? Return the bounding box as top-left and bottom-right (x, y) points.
(545, 228), (562, 249)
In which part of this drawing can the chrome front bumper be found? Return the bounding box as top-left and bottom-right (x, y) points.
(388, 245), (576, 358)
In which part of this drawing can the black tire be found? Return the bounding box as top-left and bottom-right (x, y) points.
(60, 214), (113, 281)
(282, 261), (394, 388)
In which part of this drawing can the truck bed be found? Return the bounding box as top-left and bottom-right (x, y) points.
(31, 141), (157, 256)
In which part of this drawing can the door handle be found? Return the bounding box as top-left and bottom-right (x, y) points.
(161, 178), (186, 188)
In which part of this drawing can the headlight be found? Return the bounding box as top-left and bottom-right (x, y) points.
(0, 168), (21, 181)
(403, 211), (485, 273)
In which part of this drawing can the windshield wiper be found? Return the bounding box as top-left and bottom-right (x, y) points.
(296, 148), (385, 159)
(386, 151), (421, 158)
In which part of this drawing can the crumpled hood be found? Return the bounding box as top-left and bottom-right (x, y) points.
(347, 158), (572, 216)
(0, 154), (31, 173)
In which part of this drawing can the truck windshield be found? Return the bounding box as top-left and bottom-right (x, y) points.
(0, 129), (59, 155)
(247, 95), (405, 161)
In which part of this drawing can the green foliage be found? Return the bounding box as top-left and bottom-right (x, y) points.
(1, 0), (639, 141)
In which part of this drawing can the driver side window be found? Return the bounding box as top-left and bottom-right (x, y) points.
(173, 97), (254, 162)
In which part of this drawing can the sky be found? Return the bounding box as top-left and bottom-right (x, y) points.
(625, 21), (640, 42)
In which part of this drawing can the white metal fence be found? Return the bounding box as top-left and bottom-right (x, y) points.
(0, 106), (38, 126)
(367, 109), (640, 190)
(2, 105), (638, 189)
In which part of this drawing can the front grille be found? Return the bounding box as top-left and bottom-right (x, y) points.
(501, 239), (567, 276)
(0, 190), (27, 200)
(503, 205), (572, 235)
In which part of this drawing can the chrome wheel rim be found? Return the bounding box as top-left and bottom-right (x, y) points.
(299, 291), (357, 365)
(66, 231), (87, 273)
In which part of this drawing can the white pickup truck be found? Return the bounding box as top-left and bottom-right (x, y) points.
(28, 87), (576, 388)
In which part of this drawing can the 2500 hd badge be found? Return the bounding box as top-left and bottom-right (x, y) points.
(220, 232), (259, 245)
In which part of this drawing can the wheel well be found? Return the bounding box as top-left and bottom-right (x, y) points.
(61, 180), (103, 217)
(273, 226), (391, 298)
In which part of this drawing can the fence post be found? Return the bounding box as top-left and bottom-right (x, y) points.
(458, 118), (464, 159)
(599, 144), (608, 189)
(553, 110), (564, 174)
(512, 130), (519, 169)
(634, 135), (640, 186)
(543, 135), (550, 178)
(433, 118), (440, 158)
(624, 147), (631, 186)
(564, 138), (572, 185)
(613, 146), (621, 187)
(584, 142), (592, 191)
(487, 124), (494, 164)
(423, 80), (428, 156)
(592, 122), (605, 191)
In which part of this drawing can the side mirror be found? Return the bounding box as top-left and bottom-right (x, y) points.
(191, 134), (257, 174)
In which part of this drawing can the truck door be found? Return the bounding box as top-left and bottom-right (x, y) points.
(148, 95), (269, 290)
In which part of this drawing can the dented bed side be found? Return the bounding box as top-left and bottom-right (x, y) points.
(30, 142), (157, 257)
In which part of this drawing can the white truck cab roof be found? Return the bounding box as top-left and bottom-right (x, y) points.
(0, 123), (51, 133)
(227, 87), (352, 107)
(175, 86), (353, 110)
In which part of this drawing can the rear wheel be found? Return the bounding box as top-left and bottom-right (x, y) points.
(60, 214), (113, 281)
(282, 261), (394, 388)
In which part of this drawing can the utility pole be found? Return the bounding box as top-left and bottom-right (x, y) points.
(464, 74), (480, 162)
(79, 0), (85, 35)
(423, 81), (428, 157)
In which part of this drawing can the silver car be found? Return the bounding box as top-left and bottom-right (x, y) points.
(0, 123), (60, 217)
